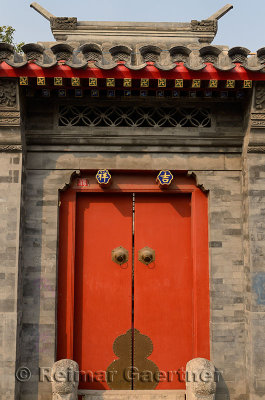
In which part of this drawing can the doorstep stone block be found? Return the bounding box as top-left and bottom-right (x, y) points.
(79, 390), (186, 400)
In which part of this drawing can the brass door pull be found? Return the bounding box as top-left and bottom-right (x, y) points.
(138, 247), (155, 265)
(112, 246), (129, 265)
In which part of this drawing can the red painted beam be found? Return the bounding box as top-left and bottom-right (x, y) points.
(0, 62), (264, 80)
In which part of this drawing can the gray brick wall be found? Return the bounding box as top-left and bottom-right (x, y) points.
(244, 156), (265, 400)
(194, 171), (246, 400)
(17, 151), (246, 400)
(0, 152), (22, 400)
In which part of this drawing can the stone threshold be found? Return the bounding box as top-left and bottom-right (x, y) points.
(78, 390), (186, 400)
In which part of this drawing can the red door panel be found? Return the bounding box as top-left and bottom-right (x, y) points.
(134, 194), (193, 390)
(57, 190), (76, 360)
(74, 193), (132, 390)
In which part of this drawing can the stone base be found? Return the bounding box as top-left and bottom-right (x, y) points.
(78, 390), (186, 400)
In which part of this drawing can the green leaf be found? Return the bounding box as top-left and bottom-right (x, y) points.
(0, 25), (24, 53)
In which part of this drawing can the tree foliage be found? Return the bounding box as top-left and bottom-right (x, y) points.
(0, 25), (24, 53)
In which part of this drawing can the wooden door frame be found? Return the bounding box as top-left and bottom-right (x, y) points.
(57, 171), (210, 362)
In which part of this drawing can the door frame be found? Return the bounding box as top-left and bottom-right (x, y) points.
(56, 171), (210, 363)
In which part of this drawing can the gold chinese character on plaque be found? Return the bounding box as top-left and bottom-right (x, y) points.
(106, 78), (115, 87)
(157, 170), (174, 188)
(89, 78), (97, 87)
(123, 78), (132, 87)
(71, 77), (80, 86)
(158, 79), (166, 88)
(20, 77), (28, 86)
(54, 77), (63, 86)
(226, 80), (235, 88)
(141, 78), (149, 88)
(96, 170), (112, 187)
(192, 79), (201, 88)
(37, 77), (46, 86)
(209, 79), (218, 88)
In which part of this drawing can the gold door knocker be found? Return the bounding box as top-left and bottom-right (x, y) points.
(138, 247), (155, 265)
(112, 246), (129, 266)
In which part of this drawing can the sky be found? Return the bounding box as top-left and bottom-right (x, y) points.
(1, 0), (265, 50)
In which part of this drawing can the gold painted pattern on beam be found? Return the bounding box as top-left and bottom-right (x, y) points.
(37, 77), (46, 86)
(141, 78), (149, 88)
(89, 78), (97, 87)
(192, 79), (201, 88)
(175, 79), (183, 88)
(71, 77), (80, 86)
(20, 77), (28, 85)
(106, 78), (115, 87)
(243, 80), (252, 89)
(54, 77), (63, 86)
(226, 80), (235, 88)
(209, 80), (218, 88)
(158, 79), (166, 88)
(123, 78), (132, 87)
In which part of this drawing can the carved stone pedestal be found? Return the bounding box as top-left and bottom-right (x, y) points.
(186, 358), (216, 400)
(52, 359), (79, 400)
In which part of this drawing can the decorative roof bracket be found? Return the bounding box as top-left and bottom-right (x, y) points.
(207, 4), (233, 21)
(30, 2), (55, 21)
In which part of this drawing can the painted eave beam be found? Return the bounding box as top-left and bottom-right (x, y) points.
(0, 63), (264, 81)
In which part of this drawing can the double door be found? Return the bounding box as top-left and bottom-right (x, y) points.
(73, 192), (204, 390)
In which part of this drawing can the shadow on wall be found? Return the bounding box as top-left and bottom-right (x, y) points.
(215, 368), (230, 400)
(17, 168), (64, 399)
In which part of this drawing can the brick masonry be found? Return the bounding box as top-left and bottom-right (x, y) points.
(0, 153), (22, 400)
(17, 154), (246, 400)
(242, 82), (265, 400)
(0, 79), (23, 400)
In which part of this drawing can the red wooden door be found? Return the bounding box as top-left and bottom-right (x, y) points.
(58, 184), (209, 391)
(74, 193), (133, 390)
(134, 194), (193, 389)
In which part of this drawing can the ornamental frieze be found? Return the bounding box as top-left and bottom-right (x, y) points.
(251, 113), (265, 120)
(0, 111), (20, 126)
(248, 146), (265, 153)
(251, 120), (265, 128)
(252, 84), (265, 129)
(0, 144), (22, 152)
(255, 84), (265, 110)
(191, 19), (217, 33)
(0, 80), (17, 109)
(50, 17), (77, 30)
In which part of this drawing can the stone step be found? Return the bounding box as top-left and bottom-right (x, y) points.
(78, 390), (186, 400)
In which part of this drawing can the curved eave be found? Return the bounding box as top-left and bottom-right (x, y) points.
(0, 62), (264, 80)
